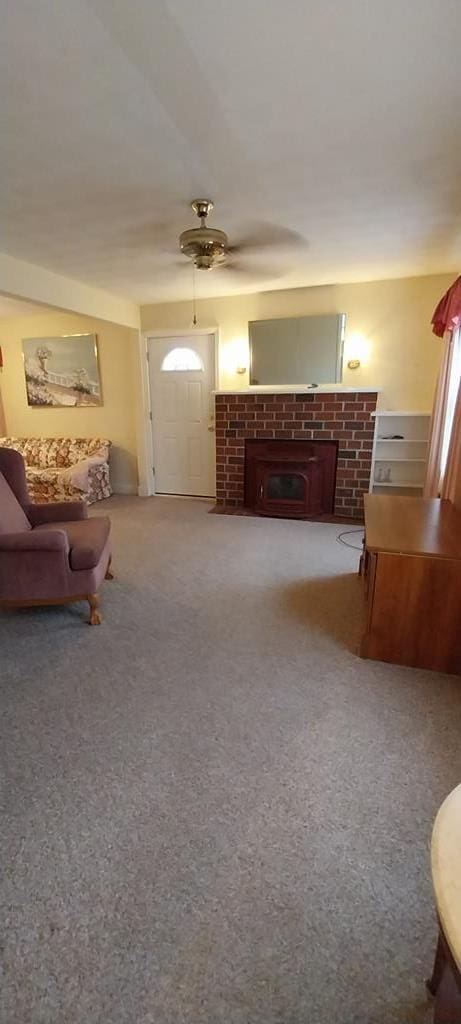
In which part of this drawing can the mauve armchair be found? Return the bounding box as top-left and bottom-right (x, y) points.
(0, 448), (113, 624)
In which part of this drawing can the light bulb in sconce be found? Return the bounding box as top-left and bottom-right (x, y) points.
(223, 337), (249, 378)
(344, 332), (371, 371)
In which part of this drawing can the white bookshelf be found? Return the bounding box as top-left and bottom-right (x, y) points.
(370, 411), (431, 496)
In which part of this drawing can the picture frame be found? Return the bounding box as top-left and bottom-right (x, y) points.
(22, 333), (102, 407)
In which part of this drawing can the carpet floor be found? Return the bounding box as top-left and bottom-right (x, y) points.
(2, 495), (461, 1024)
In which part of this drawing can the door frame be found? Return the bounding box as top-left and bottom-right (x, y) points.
(139, 328), (220, 497)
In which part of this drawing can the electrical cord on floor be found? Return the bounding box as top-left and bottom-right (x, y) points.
(336, 528), (364, 551)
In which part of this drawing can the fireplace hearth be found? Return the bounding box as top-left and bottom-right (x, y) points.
(245, 439), (337, 518)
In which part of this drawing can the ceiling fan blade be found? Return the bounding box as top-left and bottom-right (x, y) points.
(172, 258), (194, 268)
(215, 260), (287, 281)
(229, 221), (308, 254)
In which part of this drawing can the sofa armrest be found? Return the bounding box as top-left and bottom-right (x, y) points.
(73, 453), (108, 470)
(25, 502), (88, 525)
(0, 530), (69, 554)
(67, 454), (109, 495)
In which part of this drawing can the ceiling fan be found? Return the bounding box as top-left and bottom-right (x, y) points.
(179, 200), (228, 270)
(178, 199), (306, 274)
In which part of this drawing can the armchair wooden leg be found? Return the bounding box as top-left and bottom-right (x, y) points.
(427, 927), (461, 1023)
(105, 557), (114, 581)
(88, 593), (102, 625)
(427, 931), (446, 997)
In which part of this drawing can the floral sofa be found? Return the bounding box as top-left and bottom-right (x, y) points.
(0, 437), (111, 504)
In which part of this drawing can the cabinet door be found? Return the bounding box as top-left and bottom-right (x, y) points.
(362, 552), (461, 672)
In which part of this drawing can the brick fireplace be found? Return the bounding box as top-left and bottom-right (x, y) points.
(215, 390), (378, 518)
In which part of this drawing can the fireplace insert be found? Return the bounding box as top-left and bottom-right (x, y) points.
(245, 439), (338, 519)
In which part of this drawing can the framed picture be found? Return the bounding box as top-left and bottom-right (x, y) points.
(22, 334), (102, 407)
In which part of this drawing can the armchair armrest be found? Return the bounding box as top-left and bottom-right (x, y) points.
(25, 502), (88, 525)
(0, 530), (69, 554)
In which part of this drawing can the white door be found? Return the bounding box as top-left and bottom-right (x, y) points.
(148, 334), (216, 496)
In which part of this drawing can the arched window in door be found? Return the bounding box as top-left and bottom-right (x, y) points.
(160, 347), (203, 372)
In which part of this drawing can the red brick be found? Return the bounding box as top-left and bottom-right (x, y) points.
(344, 401), (364, 411)
(215, 390), (374, 512)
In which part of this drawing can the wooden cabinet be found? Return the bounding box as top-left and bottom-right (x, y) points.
(360, 495), (461, 674)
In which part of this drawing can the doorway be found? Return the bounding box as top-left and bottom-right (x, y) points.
(147, 334), (216, 497)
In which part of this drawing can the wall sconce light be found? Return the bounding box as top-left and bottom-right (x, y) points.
(344, 332), (370, 371)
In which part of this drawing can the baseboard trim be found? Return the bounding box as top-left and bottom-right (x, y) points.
(111, 483), (138, 495)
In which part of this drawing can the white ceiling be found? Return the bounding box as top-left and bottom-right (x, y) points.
(1, 0), (461, 304)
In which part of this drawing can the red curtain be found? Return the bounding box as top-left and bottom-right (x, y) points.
(431, 276), (461, 338)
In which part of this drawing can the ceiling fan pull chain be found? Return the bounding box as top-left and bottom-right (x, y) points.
(192, 264), (197, 326)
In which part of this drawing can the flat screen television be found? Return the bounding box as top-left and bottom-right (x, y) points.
(249, 313), (345, 386)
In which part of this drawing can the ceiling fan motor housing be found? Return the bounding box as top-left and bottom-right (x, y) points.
(179, 226), (228, 270)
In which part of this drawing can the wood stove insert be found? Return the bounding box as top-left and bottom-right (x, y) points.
(245, 439), (338, 519)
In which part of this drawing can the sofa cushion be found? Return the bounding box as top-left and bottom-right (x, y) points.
(35, 516), (110, 570)
(0, 471), (32, 534)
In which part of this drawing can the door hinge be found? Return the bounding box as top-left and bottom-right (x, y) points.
(146, 349), (150, 362)
(149, 410), (153, 421)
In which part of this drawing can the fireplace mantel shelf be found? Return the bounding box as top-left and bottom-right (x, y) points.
(213, 386), (381, 395)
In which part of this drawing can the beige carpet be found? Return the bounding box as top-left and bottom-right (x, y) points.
(2, 494), (461, 1024)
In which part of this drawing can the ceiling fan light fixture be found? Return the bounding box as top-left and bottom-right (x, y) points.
(194, 253), (215, 271)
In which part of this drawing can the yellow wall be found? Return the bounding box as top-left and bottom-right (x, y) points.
(0, 272), (453, 498)
(141, 272), (453, 410)
(0, 311), (139, 492)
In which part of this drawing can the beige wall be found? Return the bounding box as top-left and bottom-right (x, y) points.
(0, 311), (139, 492)
(141, 272), (452, 410)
